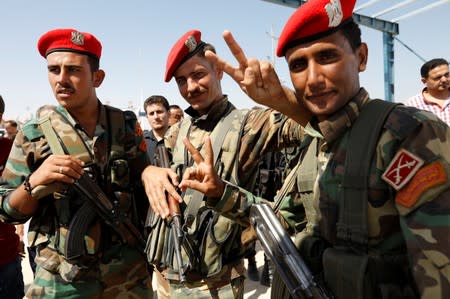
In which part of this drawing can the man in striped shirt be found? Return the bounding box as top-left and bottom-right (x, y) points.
(405, 58), (450, 125)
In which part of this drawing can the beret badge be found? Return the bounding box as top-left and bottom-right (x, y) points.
(325, 0), (343, 27)
(185, 35), (198, 52)
(71, 31), (85, 46)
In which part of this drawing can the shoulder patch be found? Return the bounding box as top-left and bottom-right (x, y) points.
(395, 161), (448, 208)
(382, 149), (424, 190)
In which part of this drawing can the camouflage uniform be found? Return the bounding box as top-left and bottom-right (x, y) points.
(0, 104), (153, 298)
(160, 96), (302, 298)
(210, 89), (450, 298)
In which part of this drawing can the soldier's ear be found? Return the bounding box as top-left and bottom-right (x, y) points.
(93, 70), (105, 87)
(357, 43), (368, 72)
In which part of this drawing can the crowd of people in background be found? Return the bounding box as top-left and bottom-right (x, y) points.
(0, 0), (449, 298)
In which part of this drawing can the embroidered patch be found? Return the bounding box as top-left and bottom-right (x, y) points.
(382, 149), (424, 190)
(396, 161), (448, 208)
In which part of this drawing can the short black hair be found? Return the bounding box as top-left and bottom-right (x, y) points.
(339, 20), (362, 52)
(196, 42), (216, 57)
(143, 95), (170, 112)
(420, 58), (449, 78)
(87, 55), (100, 72)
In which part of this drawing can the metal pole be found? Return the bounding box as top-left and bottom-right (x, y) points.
(383, 32), (395, 102)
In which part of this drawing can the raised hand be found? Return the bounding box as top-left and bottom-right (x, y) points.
(179, 136), (225, 199)
(205, 31), (285, 108)
(206, 30), (311, 126)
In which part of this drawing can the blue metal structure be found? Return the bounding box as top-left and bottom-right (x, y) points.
(261, 0), (399, 102)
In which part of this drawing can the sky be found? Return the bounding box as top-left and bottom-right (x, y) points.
(0, 0), (448, 122)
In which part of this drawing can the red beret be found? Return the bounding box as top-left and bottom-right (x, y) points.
(37, 28), (102, 60)
(164, 30), (205, 82)
(277, 0), (356, 57)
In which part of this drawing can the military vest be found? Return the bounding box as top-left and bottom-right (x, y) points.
(166, 107), (250, 278)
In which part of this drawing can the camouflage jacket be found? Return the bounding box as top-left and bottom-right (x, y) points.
(213, 88), (450, 298)
(163, 96), (302, 278)
(0, 103), (150, 281)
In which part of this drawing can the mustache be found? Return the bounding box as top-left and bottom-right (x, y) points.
(56, 83), (74, 92)
(187, 87), (205, 99)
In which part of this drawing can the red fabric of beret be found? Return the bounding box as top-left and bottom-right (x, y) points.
(276, 0), (356, 57)
(164, 30), (204, 82)
(37, 28), (102, 59)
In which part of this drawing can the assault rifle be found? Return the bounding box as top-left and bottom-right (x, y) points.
(249, 204), (333, 299)
(32, 161), (146, 261)
(154, 145), (187, 283)
(64, 171), (146, 260)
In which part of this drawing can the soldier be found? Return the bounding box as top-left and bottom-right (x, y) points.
(0, 28), (152, 298)
(178, 0), (450, 298)
(168, 104), (184, 126)
(3, 120), (19, 140)
(141, 29), (305, 298)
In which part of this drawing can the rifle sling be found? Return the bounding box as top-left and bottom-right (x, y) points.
(39, 115), (67, 155)
(337, 99), (399, 246)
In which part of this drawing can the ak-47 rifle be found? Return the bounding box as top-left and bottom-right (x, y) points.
(64, 171), (146, 260)
(249, 203), (333, 299)
(154, 145), (187, 283)
(32, 153), (146, 262)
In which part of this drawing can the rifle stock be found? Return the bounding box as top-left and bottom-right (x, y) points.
(249, 204), (333, 299)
